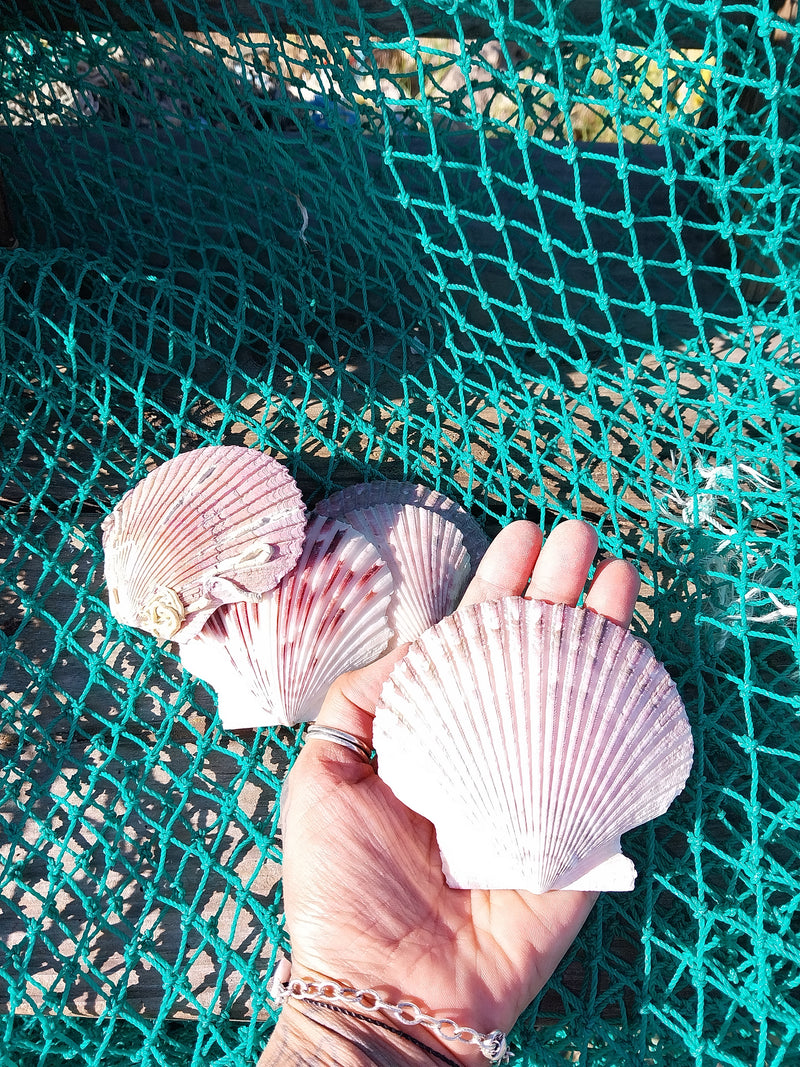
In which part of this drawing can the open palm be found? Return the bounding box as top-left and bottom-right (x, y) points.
(276, 519), (640, 1063)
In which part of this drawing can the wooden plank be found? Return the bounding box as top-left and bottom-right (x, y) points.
(0, 516), (288, 1018)
(0, 734), (285, 1018)
(1, 0), (783, 48)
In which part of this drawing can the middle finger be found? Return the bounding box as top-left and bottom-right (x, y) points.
(525, 519), (598, 606)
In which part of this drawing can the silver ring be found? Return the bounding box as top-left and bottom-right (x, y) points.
(305, 724), (374, 763)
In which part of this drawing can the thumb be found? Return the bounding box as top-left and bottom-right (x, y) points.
(313, 644), (409, 745)
(285, 646), (409, 812)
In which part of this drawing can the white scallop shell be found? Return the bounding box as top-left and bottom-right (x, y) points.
(315, 481), (489, 574)
(374, 597), (694, 894)
(102, 446), (306, 642)
(316, 502), (472, 646)
(179, 515), (394, 728)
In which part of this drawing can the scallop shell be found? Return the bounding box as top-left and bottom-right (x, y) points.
(374, 597), (693, 893)
(316, 502), (472, 646)
(102, 446), (306, 642)
(315, 481), (489, 574)
(179, 515), (394, 728)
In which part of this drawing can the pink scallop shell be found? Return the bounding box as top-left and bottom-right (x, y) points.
(316, 501), (472, 646)
(179, 515), (394, 728)
(374, 598), (693, 894)
(102, 446), (306, 642)
(315, 481), (489, 573)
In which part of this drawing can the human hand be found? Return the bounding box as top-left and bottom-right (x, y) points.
(261, 519), (640, 1066)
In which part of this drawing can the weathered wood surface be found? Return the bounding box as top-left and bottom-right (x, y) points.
(0, 738), (284, 1018)
(0, 516), (287, 1017)
(4, 0), (788, 47)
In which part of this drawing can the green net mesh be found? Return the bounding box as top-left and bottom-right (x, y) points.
(1, 0), (798, 1064)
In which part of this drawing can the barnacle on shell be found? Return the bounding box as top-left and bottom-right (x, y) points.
(102, 446), (306, 642)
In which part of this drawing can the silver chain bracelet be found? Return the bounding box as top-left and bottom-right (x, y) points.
(269, 962), (510, 1063)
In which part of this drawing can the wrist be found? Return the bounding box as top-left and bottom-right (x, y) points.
(259, 998), (463, 1067)
(267, 966), (505, 1067)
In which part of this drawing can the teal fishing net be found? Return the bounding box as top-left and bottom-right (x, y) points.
(1, 1), (798, 1064)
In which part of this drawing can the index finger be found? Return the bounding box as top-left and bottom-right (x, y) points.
(458, 520), (543, 608)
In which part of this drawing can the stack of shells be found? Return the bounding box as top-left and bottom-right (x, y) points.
(103, 446), (693, 895)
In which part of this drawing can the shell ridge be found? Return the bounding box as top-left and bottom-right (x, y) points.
(510, 599), (537, 881)
(256, 595), (287, 723)
(378, 641), (462, 819)
(389, 507), (431, 636)
(293, 565), (391, 720)
(181, 602), (279, 727)
(375, 597), (693, 893)
(229, 604), (277, 726)
(555, 638), (691, 870)
(291, 519), (360, 700)
(496, 599), (532, 879)
(430, 519), (471, 621)
(471, 601), (529, 879)
(553, 625), (655, 871)
(391, 507), (459, 641)
(579, 716), (693, 843)
(469, 597), (533, 879)
(533, 599), (553, 883)
(284, 518), (392, 721)
(282, 566), (314, 716)
(283, 518), (340, 706)
(373, 504), (470, 643)
(340, 505), (407, 642)
(540, 602), (588, 887)
(379, 614), (502, 880)
(487, 599), (534, 883)
(554, 621), (617, 836)
(542, 601), (585, 884)
(273, 582), (305, 724)
(569, 653), (681, 826)
(544, 607), (611, 885)
(433, 612), (505, 840)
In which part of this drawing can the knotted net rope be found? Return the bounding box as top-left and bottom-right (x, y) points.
(0, 1), (798, 1064)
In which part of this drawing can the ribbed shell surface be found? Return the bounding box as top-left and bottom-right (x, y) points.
(102, 446), (306, 642)
(180, 515), (394, 728)
(315, 480), (489, 576)
(374, 598), (694, 893)
(321, 502), (472, 646)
